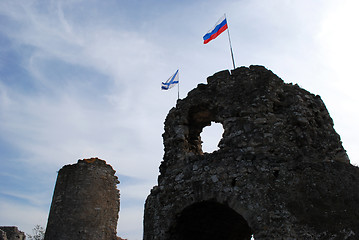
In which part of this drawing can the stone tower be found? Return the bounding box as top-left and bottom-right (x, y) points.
(44, 158), (120, 240)
(143, 66), (359, 239)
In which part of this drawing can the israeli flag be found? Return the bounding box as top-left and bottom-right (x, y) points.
(162, 69), (179, 90)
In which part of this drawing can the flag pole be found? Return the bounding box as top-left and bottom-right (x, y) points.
(225, 14), (236, 69)
(177, 69), (180, 100)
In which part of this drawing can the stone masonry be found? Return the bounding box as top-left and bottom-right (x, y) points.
(0, 227), (25, 240)
(44, 158), (120, 240)
(143, 66), (359, 239)
(0, 230), (5, 240)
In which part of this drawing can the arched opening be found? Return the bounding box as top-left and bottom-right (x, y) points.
(200, 122), (224, 153)
(168, 201), (253, 240)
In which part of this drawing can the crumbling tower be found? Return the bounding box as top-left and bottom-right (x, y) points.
(44, 158), (120, 240)
(0, 226), (25, 240)
(143, 66), (359, 239)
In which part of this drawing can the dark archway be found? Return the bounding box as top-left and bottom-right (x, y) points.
(168, 201), (253, 240)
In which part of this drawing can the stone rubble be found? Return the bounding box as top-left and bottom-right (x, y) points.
(0, 227), (25, 240)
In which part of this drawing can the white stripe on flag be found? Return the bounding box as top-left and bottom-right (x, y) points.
(161, 69), (179, 90)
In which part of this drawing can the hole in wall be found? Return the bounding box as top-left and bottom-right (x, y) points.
(200, 122), (224, 153)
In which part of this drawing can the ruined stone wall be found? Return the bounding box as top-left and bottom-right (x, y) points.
(143, 66), (359, 240)
(44, 158), (120, 240)
(0, 229), (6, 240)
(0, 227), (25, 240)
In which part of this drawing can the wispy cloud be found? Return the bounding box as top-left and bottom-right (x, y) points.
(0, 200), (48, 234)
(0, 0), (358, 238)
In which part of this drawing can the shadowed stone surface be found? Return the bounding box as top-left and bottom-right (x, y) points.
(143, 66), (359, 240)
(0, 230), (6, 240)
(0, 227), (25, 240)
(44, 158), (120, 240)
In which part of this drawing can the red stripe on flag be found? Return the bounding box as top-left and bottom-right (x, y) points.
(203, 24), (228, 44)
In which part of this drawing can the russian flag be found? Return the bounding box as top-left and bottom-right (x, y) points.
(203, 15), (228, 44)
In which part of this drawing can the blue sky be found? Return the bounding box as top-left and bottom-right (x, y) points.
(0, 0), (358, 239)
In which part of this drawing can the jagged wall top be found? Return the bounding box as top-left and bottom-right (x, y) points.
(161, 65), (348, 175)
